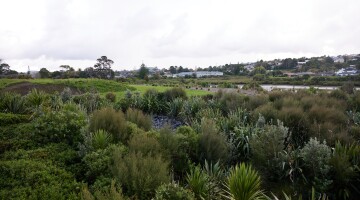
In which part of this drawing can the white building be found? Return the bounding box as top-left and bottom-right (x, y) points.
(173, 71), (223, 78)
(335, 67), (359, 76)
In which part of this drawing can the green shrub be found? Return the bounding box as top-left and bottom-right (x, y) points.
(89, 108), (128, 143)
(83, 145), (126, 184)
(105, 92), (116, 103)
(225, 163), (265, 200)
(25, 88), (48, 109)
(330, 141), (360, 199)
(0, 113), (29, 126)
(300, 138), (332, 192)
(113, 152), (170, 199)
(163, 87), (187, 101)
(199, 118), (228, 163)
(142, 89), (165, 114)
(60, 87), (73, 103)
(125, 108), (152, 131)
(82, 180), (128, 200)
(167, 98), (184, 118)
(91, 130), (113, 150)
(73, 92), (102, 113)
(186, 165), (210, 199)
(0, 92), (27, 114)
(155, 183), (195, 200)
(33, 103), (87, 146)
(250, 120), (288, 181)
(0, 159), (79, 200)
(128, 133), (162, 157)
(181, 97), (205, 123)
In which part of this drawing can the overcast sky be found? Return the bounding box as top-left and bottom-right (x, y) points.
(1, 0), (359, 72)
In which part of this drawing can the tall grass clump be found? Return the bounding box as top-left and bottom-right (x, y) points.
(89, 107), (128, 143)
(163, 87), (187, 101)
(25, 88), (48, 109)
(0, 92), (27, 114)
(91, 129), (112, 150)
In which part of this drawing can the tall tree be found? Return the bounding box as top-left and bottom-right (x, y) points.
(0, 59), (10, 75)
(138, 63), (149, 79)
(169, 66), (176, 74)
(39, 68), (50, 78)
(94, 56), (114, 79)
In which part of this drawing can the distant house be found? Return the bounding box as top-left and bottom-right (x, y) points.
(335, 67), (359, 76)
(173, 71), (223, 78)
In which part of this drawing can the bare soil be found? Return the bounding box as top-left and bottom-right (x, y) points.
(0, 82), (83, 95)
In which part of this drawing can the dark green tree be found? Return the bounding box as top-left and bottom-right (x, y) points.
(39, 68), (50, 78)
(94, 56), (114, 79)
(138, 63), (149, 79)
(169, 66), (176, 74)
(0, 59), (10, 75)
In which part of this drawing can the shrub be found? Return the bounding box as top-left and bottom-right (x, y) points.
(300, 138), (332, 192)
(91, 130), (113, 150)
(250, 120), (288, 181)
(0, 92), (27, 114)
(142, 89), (165, 114)
(82, 180), (128, 200)
(60, 87), (73, 103)
(181, 97), (205, 123)
(0, 113), (29, 126)
(25, 88), (48, 109)
(163, 87), (187, 101)
(225, 163), (265, 200)
(128, 133), (162, 157)
(125, 108), (152, 131)
(186, 165), (210, 199)
(89, 107), (128, 143)
(199, 118), (228, 163)
(154, 183), (195, 200)
(113, 152), (170, 199)
(330, 141), (360, 199)
(0, 159), (79, 200)
(167, 98), (184, 118)
(73, 92), (102, 113)
(33, 103), (87, 146)
(83, 145), (126, 184)
(105, 92), (116, 103)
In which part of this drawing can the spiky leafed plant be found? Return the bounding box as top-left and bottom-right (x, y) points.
(92, 129), (112, 150)
(224, 163), (265, 200)
(186, 165), (209, 199)
(26, 88), (47, 109)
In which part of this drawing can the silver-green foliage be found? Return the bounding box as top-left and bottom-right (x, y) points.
(300, 137), (332, 191)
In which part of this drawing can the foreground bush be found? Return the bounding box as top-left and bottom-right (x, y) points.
(0, 113), (29, 126)
(33, 103), (87, 146)
(113, 152), (170, 199)
(89, 108), (128, 143)
(0, 159), (79, 200)
(154, 182), (195, 200)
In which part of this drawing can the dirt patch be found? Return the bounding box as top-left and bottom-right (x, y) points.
(0, 82), (83, 95)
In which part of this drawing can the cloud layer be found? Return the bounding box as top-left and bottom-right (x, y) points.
(1, 0), (360, 72)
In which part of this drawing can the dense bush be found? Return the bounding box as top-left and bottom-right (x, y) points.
(89, 107), (128, 143)
(125, 108), (152, 131)
(0, 159), (79, 200)
(113, 152), (170, 199)
(33, 103), (87, 146)
(154, 183), (195, 200)
(163, 87), (187, 101)
(105, 92), (116, 102)
(0, 112), (29, 126)
(300, 138), (332, 192)
(0, 92), (27, 114)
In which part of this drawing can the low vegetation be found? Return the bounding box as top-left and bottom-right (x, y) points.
(0, 78), (359, 199)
